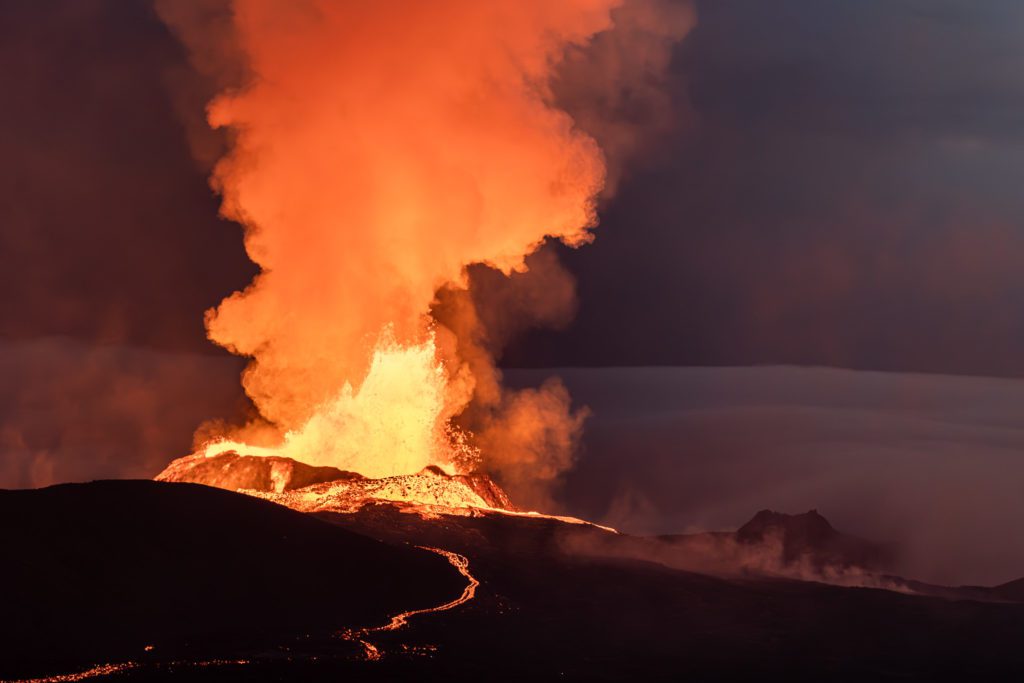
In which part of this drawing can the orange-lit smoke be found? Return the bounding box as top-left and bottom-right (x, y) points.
(160, 0), (691, 491)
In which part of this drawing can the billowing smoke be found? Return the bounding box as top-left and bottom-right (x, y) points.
(431, 250), (587, 506)
(158, 0), (692, 500)
(555, 0), (695, 195)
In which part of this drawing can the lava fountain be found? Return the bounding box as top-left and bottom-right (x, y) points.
(155, 0), (692, 512)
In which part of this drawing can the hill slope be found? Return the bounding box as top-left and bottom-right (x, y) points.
(0, 480), (464, 678)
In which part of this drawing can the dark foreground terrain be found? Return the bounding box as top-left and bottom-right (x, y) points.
(0, 481), (463, 680)
(4, 481), (1024, 681)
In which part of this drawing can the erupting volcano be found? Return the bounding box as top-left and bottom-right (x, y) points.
(152, 0), (691, 514)
(11, 1), (1024, 681)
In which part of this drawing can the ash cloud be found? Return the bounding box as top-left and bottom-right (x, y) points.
(554, 0), (696, 195)
(429, 0), (695, 501)
(432, 250), (587, 506)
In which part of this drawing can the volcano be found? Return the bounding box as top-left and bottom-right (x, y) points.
(156, 451), (516, 512)
(731, 508), (894, 572)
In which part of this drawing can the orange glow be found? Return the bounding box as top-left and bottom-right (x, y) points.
(7, 661), (253, 683)
(8, 663), (141, 683)
(155, 0), (691, 499)
(247, 469), (498, 512)
(161, 0), (624, 483)
(374, 548), (478, 631)
(202, 330), (476, 478)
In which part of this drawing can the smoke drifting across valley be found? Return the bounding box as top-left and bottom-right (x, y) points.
(157, 0), (693, 503)
(506, 366), (1024, 586)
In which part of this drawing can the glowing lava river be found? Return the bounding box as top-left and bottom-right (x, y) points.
(340, 547), (479, 661)
(377, 548), (479, 632)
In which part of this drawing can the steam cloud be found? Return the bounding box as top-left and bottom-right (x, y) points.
(158, 0), (692, 498)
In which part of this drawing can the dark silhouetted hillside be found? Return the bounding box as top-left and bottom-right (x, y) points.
(0, 480), (463, 678)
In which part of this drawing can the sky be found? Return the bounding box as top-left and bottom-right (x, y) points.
(3, 0), (1024, 373)
(2, 0), (1024, 583)
(509, 0), (1024, 374)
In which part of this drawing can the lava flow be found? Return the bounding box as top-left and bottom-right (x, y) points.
(6, 664), (141, 683)
(377, 549), (479, 631)
(341, 547), (480, 661)
(4, 661), (253, 683)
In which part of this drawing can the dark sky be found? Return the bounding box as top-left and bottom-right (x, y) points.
(509, 0), (1024, 375)
(3, 0), (1024, 375)
(0, 0), (252, 352)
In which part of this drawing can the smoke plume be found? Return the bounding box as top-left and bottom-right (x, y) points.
(159, 0), (692, 497)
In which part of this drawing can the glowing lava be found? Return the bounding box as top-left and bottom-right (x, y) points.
(246, 467), (512, 513)
(375, 548), (479, 631)
(4, 664), (141, 683)
(3, 661), (252, 683)
(341, 547), (479, 661)
(201, 330), (477, 479)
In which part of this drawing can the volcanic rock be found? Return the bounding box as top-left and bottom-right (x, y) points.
(568, 509), (899, 581)
(434, 466), (517, 510)
(736, 509), (895, 572)
(996, 577), (1024, 602)
(156, 451), (363, 492)
(252, 465), (517, 514)
(156, 453), (517, 512)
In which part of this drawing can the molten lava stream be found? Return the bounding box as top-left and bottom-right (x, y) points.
(2, 659), (253, 683)
(341, 546), (479, 661)
(377, 548), (479, 631)
(3, 663), (141, 683)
